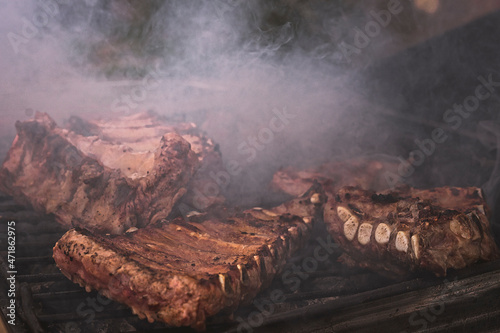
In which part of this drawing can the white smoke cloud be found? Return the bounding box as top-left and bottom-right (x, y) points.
(1, 1), (497, 208)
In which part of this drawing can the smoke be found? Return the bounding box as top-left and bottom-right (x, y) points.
(1, 0), (499, 208)
(0, 0), (363, 203)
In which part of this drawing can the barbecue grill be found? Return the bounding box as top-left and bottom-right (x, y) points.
(2, 2), (500, 333)
(2, 190), (500, 333)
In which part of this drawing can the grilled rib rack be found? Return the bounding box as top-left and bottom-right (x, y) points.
(1, 192), (500, 333)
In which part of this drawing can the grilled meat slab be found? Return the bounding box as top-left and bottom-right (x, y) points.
(271, 156), (397, 197)
(53, 186), (326, 330)
(324, 186), (500, 277)
(0, 112), (209, 234)
(66, 111), (225, 210)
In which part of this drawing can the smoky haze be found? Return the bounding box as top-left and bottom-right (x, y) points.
(1, 0), (499, 210)
(0, 0), (381, 205)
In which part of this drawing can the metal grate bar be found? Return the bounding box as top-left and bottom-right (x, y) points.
(16, 273), (68, 283)
(32, 290), (87, 301)
(14, 256), (55, 265)
(37, 309), (135, 324)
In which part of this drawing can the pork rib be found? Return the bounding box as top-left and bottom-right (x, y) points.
(271, 156), (397, 197)
(53, 186), (326, 330)
(65, 111), (225, 210)
(0, 112), (202, 234)
(324, 186), (499, 277)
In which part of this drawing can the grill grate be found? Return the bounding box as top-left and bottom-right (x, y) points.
(1, 193), (500, 333)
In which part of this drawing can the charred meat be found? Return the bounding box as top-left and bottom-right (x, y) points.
(324, 186), (500, 277)
(271, 156), (397, 197)
(66, 111), (225, 210)
(53, 186), (325, 330)
(0, 111), (222, 234)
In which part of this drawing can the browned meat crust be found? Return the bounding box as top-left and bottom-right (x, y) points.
(53, 186), (325, 330)
(271, 156), (397, 197)
(66, 111), (225, 210)
(324, 186), (500, 277)
(0, 112), (201, 234)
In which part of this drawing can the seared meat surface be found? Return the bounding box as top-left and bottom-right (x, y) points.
(0, 112), (219, 234)
(66, 111), (225, 210)
(271, 156), (397, 197)
(324, 186), (499, 277)
(53, 186), (325, 330)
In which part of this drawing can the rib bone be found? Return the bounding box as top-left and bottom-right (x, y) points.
(310, 193), (321, 204)
(343, 216), (359, 241)
(337, 206), (352, 222)
(357, 223), (373, 245)
(219, 274), (229, 294)
(375, 223), (391, 245)
(411, 235), (420, 259)
(395, 231), (409, 252)
(237, 264), (249, 284)
(263, 209), (279, 217)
